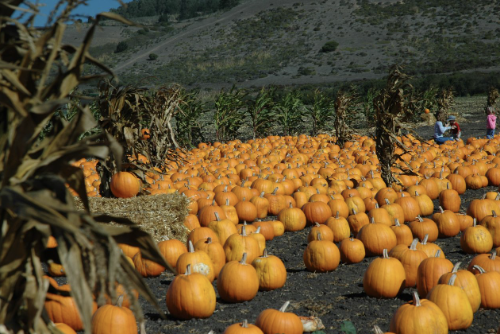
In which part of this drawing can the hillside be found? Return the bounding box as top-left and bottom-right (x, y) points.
(66, 0), (500, 90)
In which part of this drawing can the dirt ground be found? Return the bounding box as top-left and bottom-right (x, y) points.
(53, 105), (500, 333)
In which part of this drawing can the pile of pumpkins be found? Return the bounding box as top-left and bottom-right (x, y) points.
(51, 133), (500, 333)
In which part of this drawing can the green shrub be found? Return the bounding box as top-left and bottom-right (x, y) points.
(115, 41), (128, 53)
(149, 53), (158, 60)
(321, 40), (339, 52)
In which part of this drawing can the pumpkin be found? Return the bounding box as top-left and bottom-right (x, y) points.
(363, 249), (406, 298)
(187, 226), (220, 246)
(133, 252), (165, 277)
(194, 237), (226, 279)
(303, 234), (340, 273)
(439, 183), (461, 212)
(176, 240), (215, 281)
(91, 296), (137, 334)
(166, 264), (216, 319)
(235, 198), (258, 223)
(158, 239), (187, 269)
(389, 291), (448, 334)
(325, 211), (351, 242)
(347, 209), (369, 236)
(223, 319), (264, 334)
(255, 301), (303, 334)
(460, 218), (493, 254)
(432, 206), (460, 238)
(224, 225), (261, 264)
(472, 265), (500, 309)
(307, 222), (334, 243)
(413, 191), (434, 217)
(208, 211), (239, 246)
(356, 218), (397, 257)
(367, 203), (392, 226)
(249, 226), (266, 255)
(416, 234), (445, 258)
(457, 213), (474, 232)
(339, 237), (365, 264)
(481, 210), (500, 247)
(381, 199), (405, 225)
(416, 250), (453, 297)
(399, 239), (428, 288)
(252, 249), (287, 291)
(217, 253), (259, 303)
(110, 172), (141, 198)
(45, 284), (98, 331)
(277, 203), (307, 232)
(302, 201), (332, 225)
(426, 273), (473, 330)
(467, 250), (500, 274)
(47, 260), (65, 277)
(391, 219), (413, 246)
(395, 194), (421, 222)
(250, 192), (270, 219)
(252, 221), (275, 241)
(438, 261), (481, 312)
(408, 216), (439, 242)
(140, 128), (150, 140)
(54, 323), (77, 334)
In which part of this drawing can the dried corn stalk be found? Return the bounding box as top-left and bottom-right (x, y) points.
(0, 2), (169, 333)
(487, 87), (499, 110)
(374, 65), (419, 186)
(436, 88), (454, 114)
(333, 90), (356, 147)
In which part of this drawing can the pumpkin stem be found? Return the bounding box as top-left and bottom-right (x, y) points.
(373, 325), (384, 334)
(241, 320), (249, 328)
(492, 249), (497, 260)
(240, 252), (248, 264)
(335, 211), (340, 219)
(412, 291), (422, 307)
(472, 265), (486, 274)
(214, 211), (221, 221)
(352, 209), (357, 215)
(439, 206), (444, 213)
(415, 191), (419, 197)
(241, 225), (247, 236)
(394, 218), (400, 227)
(260, 191), (265, 198)
(255, 226), (261, 233)
(314, 222), (320, 227)
(384, 198), (390, 205)
(316, 232), (322, 241)
(116, 295), (124, 307)
(206, 237), (212, 244)
(452, 261), (461, 273)
(435, 250), (441, 258)
(421, 234), (429, 244)
(382, 248), (389, 259)
(375, 203), (379, 209)
(279, 301), (291, 312)
(188, 240), (195, 253)
(370, 217), (375, 224)
(185, 263), (192, 275)
(494, 210), (498, 218)
(225, 198), (230, 206)
(447, 273), (458, 286)
(289, 202), (293, 208)
(409, 238), (418, 250)
(272, 187), (278, 195)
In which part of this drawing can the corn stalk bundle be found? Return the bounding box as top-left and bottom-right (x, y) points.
(436, 88), (454, 114)
(98, 81), (184, 172)
(487, 87), (499, 110)
(0, 1), (169, 333)
(333, 91), (356, 147)
(374, 65), (420, 186)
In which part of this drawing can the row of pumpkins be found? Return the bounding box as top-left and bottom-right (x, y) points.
(51, 133), (500, 333)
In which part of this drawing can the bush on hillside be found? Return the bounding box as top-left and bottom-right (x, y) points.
(321, 41), (339, 52)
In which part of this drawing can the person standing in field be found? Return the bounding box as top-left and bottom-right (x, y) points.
(434, 111), (454, 144)
(486, 106), (497, 139)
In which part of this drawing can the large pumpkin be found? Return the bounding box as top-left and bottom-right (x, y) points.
(91, 296), (137, 334)
(363, 249), (406, 298)
(255, 301), (303, 334)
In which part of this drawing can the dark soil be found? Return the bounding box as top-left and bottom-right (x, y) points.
(55, 109), (500, 333)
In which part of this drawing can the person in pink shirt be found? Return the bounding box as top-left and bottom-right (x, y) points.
(486, 106), (497, 139)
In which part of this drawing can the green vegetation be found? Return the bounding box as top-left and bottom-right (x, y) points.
(115, 41), (128, 53)
(149, 53), (158, 60)
(321, 41), (339, 53)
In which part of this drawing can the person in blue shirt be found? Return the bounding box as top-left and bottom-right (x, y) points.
(434, 111), (454, 144)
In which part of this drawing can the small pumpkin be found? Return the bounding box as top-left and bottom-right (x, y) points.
(223, 319), (264, 334)
(303, 233), (340, 273)
(217, 253), (260, 303)
(252, 249), (287, 291)
(110, 172), (141, 198)
(363, 249), (406, 299)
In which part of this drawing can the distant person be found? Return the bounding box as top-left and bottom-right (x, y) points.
(434, 111), (454, 145)
(447, 115), (461, 140)
(486, 106), (497, 139)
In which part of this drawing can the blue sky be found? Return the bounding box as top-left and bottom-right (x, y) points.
(16, 0), (131, 26)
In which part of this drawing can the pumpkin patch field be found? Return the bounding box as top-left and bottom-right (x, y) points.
(43, 112), (500, 334)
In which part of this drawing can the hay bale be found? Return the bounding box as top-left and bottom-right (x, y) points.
(75, 193), (190, 243)
(420, 113), (436, 125)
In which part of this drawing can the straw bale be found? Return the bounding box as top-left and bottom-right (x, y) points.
(75, 193), (190, 243)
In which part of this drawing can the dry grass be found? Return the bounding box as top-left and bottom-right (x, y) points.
(75, 193), (190, 243)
